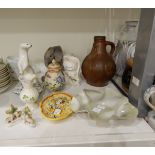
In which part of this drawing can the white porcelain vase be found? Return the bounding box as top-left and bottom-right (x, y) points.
(19, 73), (39, 107)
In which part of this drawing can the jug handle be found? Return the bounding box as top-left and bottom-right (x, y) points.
(106, 41), (115, 55)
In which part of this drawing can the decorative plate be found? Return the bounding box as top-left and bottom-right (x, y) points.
(144, 85), (155, 111)
(0, 78), (12, 93)
(40, 92), (73, 121)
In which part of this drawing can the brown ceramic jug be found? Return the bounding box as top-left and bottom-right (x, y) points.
(82, 36), (116, 87)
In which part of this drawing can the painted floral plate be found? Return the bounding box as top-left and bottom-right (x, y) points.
(40, 92), (73, 121)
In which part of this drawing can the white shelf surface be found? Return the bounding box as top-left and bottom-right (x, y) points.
(0, 81), (155, 146)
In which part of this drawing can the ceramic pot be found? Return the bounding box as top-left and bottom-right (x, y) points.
(82, 36), (116, 87)
(45, 60), (65, 91)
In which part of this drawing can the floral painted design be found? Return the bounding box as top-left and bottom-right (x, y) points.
(22, 95), (29, 100)
(22, 95), (36, 102)
(45, 71), (65, 91)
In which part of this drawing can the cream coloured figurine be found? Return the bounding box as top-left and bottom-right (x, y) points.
(18, 43), (39, 107)
(63, 55), (80, 85)
(18, 43), (34, 75)
(5, 104), (22, 126)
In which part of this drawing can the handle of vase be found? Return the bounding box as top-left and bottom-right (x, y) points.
(106, 41), (115, 56)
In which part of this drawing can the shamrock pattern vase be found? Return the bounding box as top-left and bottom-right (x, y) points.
(19, 73), (39, 109)
(44, 60), (65, 91)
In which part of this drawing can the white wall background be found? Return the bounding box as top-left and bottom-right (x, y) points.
(0, 9), (140, 62)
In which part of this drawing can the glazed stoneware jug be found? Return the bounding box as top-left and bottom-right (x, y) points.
(82, 36), (116, 87)
(44, 59), (65, 91)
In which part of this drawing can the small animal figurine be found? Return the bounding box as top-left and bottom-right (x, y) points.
(44, 46), (63, 67)
(18, 43), (34, 75)
(19, 73), (39, 108)
(5, 104), (22, 126)
(5, 105), (36, 127)
(17, 43), (40, 107)
(63, 55), (81, 85)
(22, 106), (36, 127)
(44, 59), (65, 91)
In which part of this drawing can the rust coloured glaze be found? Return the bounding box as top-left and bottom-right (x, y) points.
(82, 36), (116, 87)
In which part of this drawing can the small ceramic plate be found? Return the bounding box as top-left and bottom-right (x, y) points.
(0, 78), (11, 88)
(40, 92), (73, 121)
(0, 74), (10, 83)
(0, 71), (10, 78)
(0, 78), (12, 93)
(0, 67), (8, 73)
(144, 85), (155, 111)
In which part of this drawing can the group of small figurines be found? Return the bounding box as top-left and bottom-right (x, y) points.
(6, 104), (36, 127)
(5, 42), (81, 127)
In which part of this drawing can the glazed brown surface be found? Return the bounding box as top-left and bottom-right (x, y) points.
(82, 36), (116, 87)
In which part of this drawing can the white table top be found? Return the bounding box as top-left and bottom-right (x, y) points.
(0, 81), (155, 146)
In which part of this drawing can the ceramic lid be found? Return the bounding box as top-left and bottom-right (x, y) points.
(48, 59), (61, 70)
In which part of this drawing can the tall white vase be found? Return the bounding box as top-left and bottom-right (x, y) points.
(19, 73), (39, 109)
(18, 43), (39, 109)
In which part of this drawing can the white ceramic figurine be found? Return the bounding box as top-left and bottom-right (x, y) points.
(18, 43), (39, 108)
(63, 55), (80, 86)
(18, 43), (34, 75)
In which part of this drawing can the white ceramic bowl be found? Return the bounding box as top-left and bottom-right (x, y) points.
(144, 85), (155, 111)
